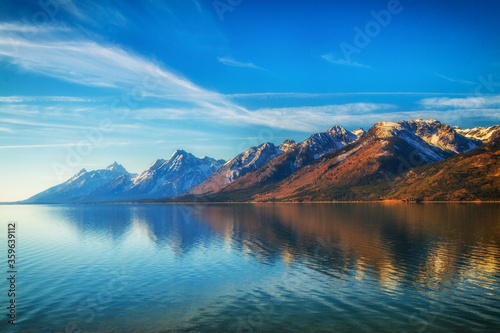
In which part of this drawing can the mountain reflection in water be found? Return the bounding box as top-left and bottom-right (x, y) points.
(3, 203), (499, 332)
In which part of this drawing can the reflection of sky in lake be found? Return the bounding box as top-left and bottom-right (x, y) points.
(1, 203), (499, 332)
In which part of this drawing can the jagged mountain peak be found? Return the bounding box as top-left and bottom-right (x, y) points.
(260, 142), (274, 149)
(77, 168), (87, 175)
(327, 125), (349, 135)
(279, 139), (297, 152)
(367, 119), (480, 155)
(169, 149), (191, 159)
(25, 162), (131, 203)
(126, 149), (225, 199)
(399, 119), (481, 154)
(234, 142), (281, 169)
(205, 125), (369, 195)
(66, 168), (88, 183)
(455, 125), (500, 143)
(303, 125), (357, 148)
(400, 118), (447, 131)
(351, 128), (365, 138)
(372, 121), (399, 130)
(187, 142), (286, 194)
(149, 159), (166, 170)
(106, 162), (127, 173)
(369, 121), (401, 138)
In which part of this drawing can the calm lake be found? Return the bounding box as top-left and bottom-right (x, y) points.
(1, 203), (500, 332)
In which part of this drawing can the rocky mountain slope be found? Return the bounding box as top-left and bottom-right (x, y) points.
(387, 136), (500, 201)
(194, 120), (486, 202)
(206, 125), (366, 195)
(188, 140), (296, 195)
(455, 125), (500, 143)
(400, 119), (481, 153)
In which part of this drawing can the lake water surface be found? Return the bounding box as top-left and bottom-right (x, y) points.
(1, 203), (500, 332)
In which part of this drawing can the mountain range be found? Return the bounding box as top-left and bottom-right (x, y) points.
(22, 119), (500, 203)
(23, 150), (225, 203)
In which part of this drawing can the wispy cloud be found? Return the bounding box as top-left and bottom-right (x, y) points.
(0, 24), (231, 106)
(0, 23), (70, 34)
(2, 23), (494, 137)
(0, 96), (106, 103)
(0, 126), (14, 133)
(0, 142), (131, 149)
(0, 35), (201, 94)
(128, 103), (396, 132)
(321, 53), (370, 69)
(433, 72), (476, 85)
(0, 23), (258, 125)
(224, 92), (471, 99)
(419, 95), (500, 109)
(241, 103), (395, 131)
(217, 56), (265, 70)
(62, 1), (128, 27)
(0, 117), (138, 131)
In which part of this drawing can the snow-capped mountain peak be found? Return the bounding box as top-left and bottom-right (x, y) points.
(301, 125), (361, 159)
(124, 150), (225, 199)
(455, 125), (500, 143)
(148, 159), (166, 171)
(76, 168), (87, 176)
(279, 139), (297, 152)
(351, 128), (365, 139)
(24, 163), (131, 203)
(367, 119), (481, 162)
(106, 162), (128, 173)
(170, 149), (186, 157)
(399, 119), (481, 154)
(187, 141), (287, 194)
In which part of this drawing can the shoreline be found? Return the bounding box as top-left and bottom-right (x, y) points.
(2, 200), (500, 205)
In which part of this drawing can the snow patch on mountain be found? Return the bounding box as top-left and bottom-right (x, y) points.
(301, 125), (360, 159)
(400, 119), (481, 154)
(351, 128), (366, 139)
(455, 125), (500, 143)
(371, 121), (448, 162)
(278, 139), (297, 152)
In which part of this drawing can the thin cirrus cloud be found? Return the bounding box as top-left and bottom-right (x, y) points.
(243, 103), (395, 131)
(321, 53), (371, 69)
(118, 102), (398, 132)
(0, 142), (131, 150)
(224, 92), (472, 99)
(433, 72), (476, 85)
(4, 23), (496, 135)
(0, 126), (14, 133)
(0, 96), (106, 103)
(0, 36), (201, 93)
(419, 95), (500, 109)
(0, 23), (245, 111)
(217, 56), (265, 70)
(0, 23), (282, 131)
(0, 117), (139, 131)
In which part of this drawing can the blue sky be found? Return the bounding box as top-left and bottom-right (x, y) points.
(1, 0), (500, 201)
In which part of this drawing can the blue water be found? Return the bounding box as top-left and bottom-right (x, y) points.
(1, 203), (500, 332)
